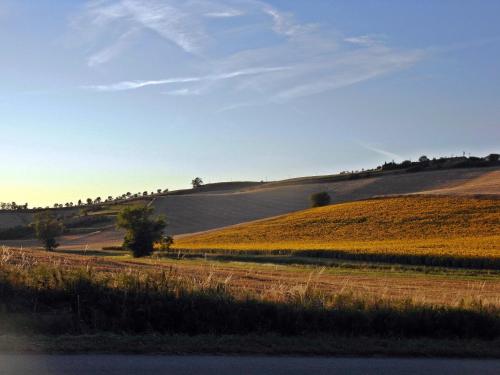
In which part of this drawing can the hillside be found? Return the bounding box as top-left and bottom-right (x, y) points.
(420, 169), (500, 195)
(175, 195), (500, 265)
(154, 167), (500, 235)
(0, 167), (499, 251)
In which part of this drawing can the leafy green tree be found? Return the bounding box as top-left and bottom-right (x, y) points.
(116, 206), (166, 257)
(191, 177), (203, 188)
(33, 212), (64, 251)
(310, 192), (331, 208)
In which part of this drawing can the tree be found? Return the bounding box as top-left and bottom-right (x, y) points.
(192, 177), (203, 188)
(487, 153), (499, 162)
(86, 198), (93, 206)
(157, 235), (174, 252)
(401, 160), (412, 168)
(310, 192), (331, 208)
(116, 206), (167, 258)
(33, 211), (64, 251)
(419, 155), (429, 163)
(78, 199), (82, 206)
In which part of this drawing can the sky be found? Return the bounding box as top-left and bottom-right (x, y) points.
(1, 0), (499, 207)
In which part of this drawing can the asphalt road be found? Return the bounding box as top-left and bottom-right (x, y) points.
(0, 355), (498, 375)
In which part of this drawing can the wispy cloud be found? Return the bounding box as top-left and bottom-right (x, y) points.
(215, 101), (260, 113)
(263, 6), (315, 37)
(74, 0), (425, 103)
(163, 88), (203, 96)
(344, 34), (386, 47)
(78, 0), (210, 55)
(273, 49), (424, 101)
(205, 10), (244, 18)
(84, 66), (292, 91)
(357, 141), (402, 161)
(87, 28), (139, 67)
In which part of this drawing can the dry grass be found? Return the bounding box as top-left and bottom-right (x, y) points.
(175, 196), (500, 261)
(2, 246), (499, 308)
(1, 246), (499, 339)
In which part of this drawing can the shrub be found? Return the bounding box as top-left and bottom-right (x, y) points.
(116, 206), (166, 257)
(33, 212), (64, 251)
(192, 177), (203, 188)
(310, 192), (331, 208)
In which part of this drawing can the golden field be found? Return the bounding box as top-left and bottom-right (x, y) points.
(174, 196), (500, 261)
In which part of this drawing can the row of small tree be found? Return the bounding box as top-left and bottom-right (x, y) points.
(1, 189), (171, 211)
(4, 176), (206, 212)
(0, 202), (28, 210)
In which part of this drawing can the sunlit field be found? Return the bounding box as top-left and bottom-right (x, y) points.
(175, 196), (500, 267)
(1, 246), (499, 340)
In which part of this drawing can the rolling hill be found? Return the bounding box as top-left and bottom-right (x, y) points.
(174, 195), (500, 267)
(154, 166), (500, 235)
(0, 166), (499, 251)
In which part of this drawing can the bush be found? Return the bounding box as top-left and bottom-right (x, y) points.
(192, 177), (203, 188)
(310, 192), (331, 208)
(116, 206), (167, 257)
(33, 212), (64, 251)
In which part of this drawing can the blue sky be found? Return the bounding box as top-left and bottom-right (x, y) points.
(1, 0), (499, 206)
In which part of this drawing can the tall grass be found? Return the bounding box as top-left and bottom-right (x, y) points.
(0, 260), (498, 339)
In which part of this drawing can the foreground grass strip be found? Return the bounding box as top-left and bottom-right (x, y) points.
(0, 334), (499, 358)
(0, 263), (499, 339)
